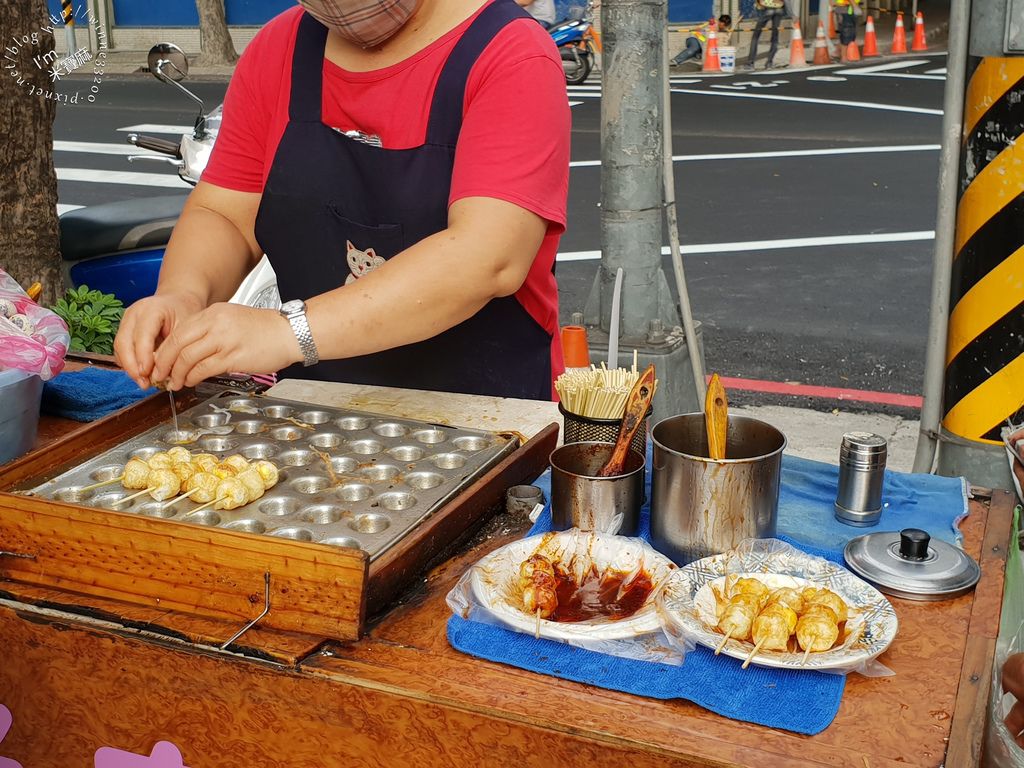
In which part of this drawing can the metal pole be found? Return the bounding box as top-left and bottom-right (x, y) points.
(911, 0), (971, 474)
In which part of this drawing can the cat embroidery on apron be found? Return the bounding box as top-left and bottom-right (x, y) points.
(345, 240), (385, 284)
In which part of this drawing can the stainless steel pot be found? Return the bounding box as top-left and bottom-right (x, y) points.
(650, 413), (786, 564)
(549, 441), (644, 535)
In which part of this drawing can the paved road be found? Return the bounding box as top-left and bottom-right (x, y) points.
(54, 55), (947, 412)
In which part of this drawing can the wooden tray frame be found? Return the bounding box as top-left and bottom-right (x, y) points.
(0, 391), (558, 648)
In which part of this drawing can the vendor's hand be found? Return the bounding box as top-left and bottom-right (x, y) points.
(150, 303), (302, 391)
(1003, 652), (1024, 746)
(114, 291), (205, 389)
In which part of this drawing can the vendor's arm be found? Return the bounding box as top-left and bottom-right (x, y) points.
(113, 182), (262, 388)
(150, 197), (545, 389)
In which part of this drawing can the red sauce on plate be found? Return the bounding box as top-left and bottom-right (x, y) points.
(547, 564), (654, 623)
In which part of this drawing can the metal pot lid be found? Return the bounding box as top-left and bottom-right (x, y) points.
(843, 528), (980, 601)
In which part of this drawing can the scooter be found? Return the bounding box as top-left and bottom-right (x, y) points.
(58, 43), (279, 310)
(550, 6), (598, 85)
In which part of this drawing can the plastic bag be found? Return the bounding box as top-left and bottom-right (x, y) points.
(657, 538), (895, 676)
(0, 270), (69, 381)
(446, 528), (683, 664)
(984, 506), (1024, 767)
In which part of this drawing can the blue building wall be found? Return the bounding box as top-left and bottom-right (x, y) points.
(50, 0), (713, 28)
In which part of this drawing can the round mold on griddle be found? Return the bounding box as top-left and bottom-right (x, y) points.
(270, 426), (303, 442)
(336, 416), (370, 431)
(431, 453), (466, 470)
(453, 435), (490, 452)
(278, 449), (315, 467)
(263, 405), (295, 419)
(349, 513), (391, 534)
(193, 412), (229, 429)
(404, 471), (444, 490)
(136, 502), (176, 519)
(224, 518), (267, 534)
(127, 446), (160, 461)
(270, 527), (314, 542)
(360, 464), (400, 483)
(163, 429), (200, 445)
(183, 510), (221, 527)
(225, 398), (260, 411)
(330, 456), (358, 474)
(198, 435), (237, 453)
(387, 445), (425, 462)
(298, 410), (331, 425)
(291, 476), (330, 494)
(301, 504), (345, 525)
(90, 464), (125, 482)
(241, 442), (279, 460)
(260, 497), (298, 516)
(413, 428), (447, 444)
(309, 432), (343, 450)
(234, 419), (267, 435)
(55, 486), (94, 503)
(322, 536), (363, 550)
(337, 483), (373, 502)
(349, 439), (383, 455)
(377, 491), (416, 511)
(372, 422), (409, 438)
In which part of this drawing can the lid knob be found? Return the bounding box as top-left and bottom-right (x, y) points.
(899, 528), (931, 560)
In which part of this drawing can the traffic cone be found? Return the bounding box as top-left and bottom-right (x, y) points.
(911, 10), (928, 50)
(828, 2), (837, 39)
(812, 20), (832, 64)
(862, 15), (879, 56)
(788, 20), (808, 68)
(702, 19), (721, 72)
(891, 11), (908, 54)
(845, 40), (861, 62)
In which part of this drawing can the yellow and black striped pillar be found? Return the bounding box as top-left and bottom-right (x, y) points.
(61, 0), (74, 25)
(939, 58), (1024, 466)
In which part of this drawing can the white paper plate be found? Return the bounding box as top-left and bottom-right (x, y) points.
(469, 530), (677, 642)
(658, 546), (898, 671)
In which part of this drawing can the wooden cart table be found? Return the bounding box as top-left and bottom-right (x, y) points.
(0, 381), (1015, 768)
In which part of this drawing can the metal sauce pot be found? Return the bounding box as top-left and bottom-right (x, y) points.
(550, 441), (644, 535)
(650, 414), (786, 565)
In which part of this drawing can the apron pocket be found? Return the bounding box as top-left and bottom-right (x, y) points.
(327, 206), (405, 285)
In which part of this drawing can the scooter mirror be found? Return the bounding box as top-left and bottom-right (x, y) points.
(147, 43), (189, 82)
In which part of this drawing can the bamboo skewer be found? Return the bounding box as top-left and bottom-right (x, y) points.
(162, 488), (201, 509)
(801, 645), (813, 666)
(75, 475), (124, 493)
(742, 639), (765, 670)
(535, 608), (542, 640)
(112, 488), (151, 506)
(715, 630), (733, 655)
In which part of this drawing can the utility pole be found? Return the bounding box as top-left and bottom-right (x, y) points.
(583, 0), (704, 422)
(913, 0), (1022, 487)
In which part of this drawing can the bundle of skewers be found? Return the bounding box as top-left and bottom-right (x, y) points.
(713, 575), (850, 669)
(76, 446), (280, 513)
(555, 355), (659, 420)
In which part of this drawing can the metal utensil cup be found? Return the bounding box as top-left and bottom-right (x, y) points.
(650, 413), (786, 565)
(834, 432), (887, 527)
(549, 441), (644, 535)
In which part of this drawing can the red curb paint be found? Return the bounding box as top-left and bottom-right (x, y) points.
(712, 375), (923, 408)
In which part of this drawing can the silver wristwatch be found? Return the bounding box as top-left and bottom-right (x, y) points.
(279, 299), (319, 367)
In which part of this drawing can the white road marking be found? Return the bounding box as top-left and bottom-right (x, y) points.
(838, 59), (931, 74)
(808, 75), (847, 81)
(556, 230), (935, 261)
(568, 101), (583, 106)
(56, 167), (191, 188)
(568, 143), (939, 168)
(117, 123), (194, 134)
(669, 86), (943, 115)
(711, 83), (748, 90)
(846, 72), (945, 81)
(56, 204), (84, 215)
(54, 140), (145, 155)
(564, 91), (601, 98)
(925, 67), (947, 74)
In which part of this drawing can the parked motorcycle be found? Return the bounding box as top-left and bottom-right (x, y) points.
(550, 6), (599, 85)
(58, 43), (279, 310)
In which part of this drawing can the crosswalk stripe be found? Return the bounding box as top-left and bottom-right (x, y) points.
(54, 140), (146, 156)
(56, 167), (190, 188)
(56, 204), (84, 215)
(117, 123), (194, 135)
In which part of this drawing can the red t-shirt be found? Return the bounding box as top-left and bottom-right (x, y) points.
(203, 3), (569, 393)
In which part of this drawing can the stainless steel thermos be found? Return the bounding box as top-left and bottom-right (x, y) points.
(834, 432), (887, 526)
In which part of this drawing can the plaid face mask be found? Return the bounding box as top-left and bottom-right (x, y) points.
(298, 0), (418, 47)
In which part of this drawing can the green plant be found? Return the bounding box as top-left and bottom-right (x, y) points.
(50, 285), (124, 355)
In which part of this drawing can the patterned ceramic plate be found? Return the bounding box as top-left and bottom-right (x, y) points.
(468, 530), (677, 641)
(658, 542), (898, 671)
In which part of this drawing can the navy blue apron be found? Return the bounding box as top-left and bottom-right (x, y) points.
(254, 2), (553, 399)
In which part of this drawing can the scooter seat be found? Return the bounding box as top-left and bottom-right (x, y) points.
(60, 194), (189, 262)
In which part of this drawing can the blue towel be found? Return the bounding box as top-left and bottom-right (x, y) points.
(447, 450), (969, 735)
(41, 368), (156, 422)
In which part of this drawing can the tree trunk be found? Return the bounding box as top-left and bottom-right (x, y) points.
(0, 0), (61, 307)
(196, 0), (238, 66)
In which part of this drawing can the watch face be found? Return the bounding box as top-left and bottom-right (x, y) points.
(280, 299), (303, 314)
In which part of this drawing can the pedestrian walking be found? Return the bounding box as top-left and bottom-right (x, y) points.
(744, 0), (786, 70)
(670, 15), (732, 68)
(833, 0), (862, 61)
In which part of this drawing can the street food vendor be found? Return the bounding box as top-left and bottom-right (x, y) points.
(114, 0), (570, 401)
